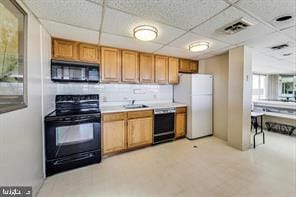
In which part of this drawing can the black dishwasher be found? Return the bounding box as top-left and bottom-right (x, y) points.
(153, 107), (176, 144)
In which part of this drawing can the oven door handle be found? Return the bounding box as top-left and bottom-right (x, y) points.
(53, 153), (94, 166)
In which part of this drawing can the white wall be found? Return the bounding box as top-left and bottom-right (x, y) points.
(0, 1), (50, 195)
(199, 53), (229, 141)
(227, 46), (252, 150)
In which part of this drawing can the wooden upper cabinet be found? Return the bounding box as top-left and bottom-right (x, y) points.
(101, 47), (121, 83)
(79, 43), (100, 63)
(127, 117), (153, 148)
(122, 50), (139, 83)
(52, 38), (78, 60)
(190, 61), (198, 73)
(179, 59), (191, 73)
(155, 55), (169, 84)
(168, 57), (179, 84)
(139, 53), (154, 83)
(179, 59), (198, 73)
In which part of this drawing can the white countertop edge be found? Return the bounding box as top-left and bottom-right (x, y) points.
(264, 112), (296, 120)
(101, 102), (187, 113)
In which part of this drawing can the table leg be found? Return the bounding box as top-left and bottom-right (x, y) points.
(253, 117), (258, 149)
(262, 116), (265, 144)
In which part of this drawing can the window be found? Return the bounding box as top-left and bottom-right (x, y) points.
(252, 74), (267, 101)
(279, 75), (295, 97)
(0, 0), (27, 113)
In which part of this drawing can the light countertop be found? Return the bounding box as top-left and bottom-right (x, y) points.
(101, 102), (187, 113)
(253, 100), (296, 109)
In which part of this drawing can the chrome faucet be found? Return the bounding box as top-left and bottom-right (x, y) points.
(129, 100), (135, 105)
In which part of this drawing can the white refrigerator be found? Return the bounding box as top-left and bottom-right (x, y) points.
(174, 74), (213, 139)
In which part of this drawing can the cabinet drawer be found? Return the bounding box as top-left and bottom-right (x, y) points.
(102, 112), (126, 122)
(176, 107), (186, 113)
(128, 110), (153, 119)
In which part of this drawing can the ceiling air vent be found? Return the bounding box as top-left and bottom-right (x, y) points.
(218, 18), (253, 35)
(270, 44), (289, 50)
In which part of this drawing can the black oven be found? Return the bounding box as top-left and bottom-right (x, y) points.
(45, 95), (101, 176)
(45, 115), (100, 160)
(153, 108), (176, 144)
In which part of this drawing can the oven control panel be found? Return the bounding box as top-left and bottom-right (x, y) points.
(154, 107), (176, 114)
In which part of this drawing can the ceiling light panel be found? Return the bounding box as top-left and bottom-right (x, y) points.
(40, 19), (100, 44)
(236, 0), (296, 29)
(105, 0), (229, 30)
(192, 7), (275, 45)
(102, 8), (185, 44)
(133, 25), (158, 41)
(189, 42), (209, 52)
(23, 0), (102, 30)
(100, 33), (162, 53)
(168, 32), (229, 53)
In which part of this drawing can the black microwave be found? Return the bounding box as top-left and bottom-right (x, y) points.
(51, 60), (99, 83)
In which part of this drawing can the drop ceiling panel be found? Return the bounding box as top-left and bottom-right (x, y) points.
(155, 46), (196, 59)
(100, 33), (162, 53)
(281, 26), (296, 40)
(252, 51), (296, 74)
(105, 0), (229, 30)
(246, 32), (293, 50)
(236, 0), (296, 30)
(40, 19), (100, 44)
(168, 32), (230, 53)
(86, 0), (103, 5)
(102, 8), (186, 45)
(246, 32), (296, 63)
(23, 0), (102, 30)
(224, 0), (240, 4)
(192, 7), (275, 45)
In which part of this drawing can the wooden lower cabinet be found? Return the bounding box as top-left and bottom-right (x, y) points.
(127, 117), (153, 148)
(102, 110), (153, 155)
(103, 120), (126, 155)
(175, 107), (187, 138)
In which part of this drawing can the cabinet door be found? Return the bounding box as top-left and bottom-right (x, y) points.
(179, 59), (191, 73)
(53, 38), (78, 60)
(103, 120), (126, 155)
(155, 55), (169, 84)
(175, 113), (186, 138)
(190, 61), (198, 73)
(122, 50), (139, 83)
(168, 57), (179, 84)
(139, 53), (154, 83)
(101, 47), (121, 82)
(79, 43), (100, 63)
(127, 117), (152, 148)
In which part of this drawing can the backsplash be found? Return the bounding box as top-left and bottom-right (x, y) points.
(55, 83), (173, 106)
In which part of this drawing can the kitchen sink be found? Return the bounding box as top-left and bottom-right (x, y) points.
(123, 104), (149, 109)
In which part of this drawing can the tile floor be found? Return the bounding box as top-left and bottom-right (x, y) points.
(38, 131), (296, 197)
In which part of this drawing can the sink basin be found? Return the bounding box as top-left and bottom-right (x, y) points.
(123, 104), (148, 109)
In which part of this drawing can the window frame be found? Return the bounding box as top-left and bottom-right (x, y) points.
(0, 0), (28, 114)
